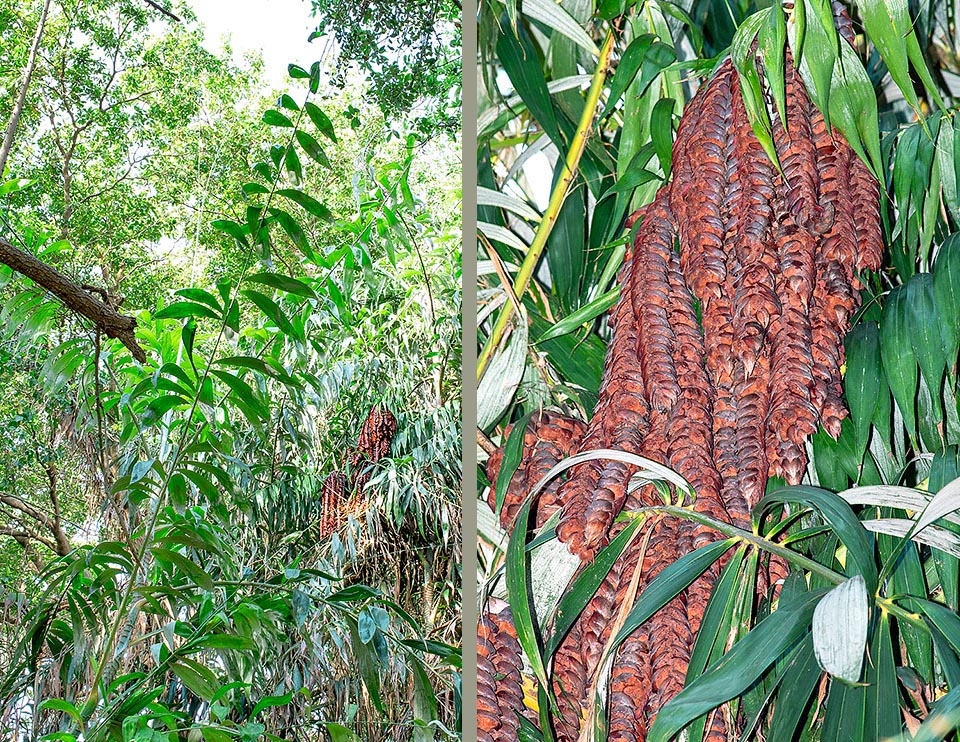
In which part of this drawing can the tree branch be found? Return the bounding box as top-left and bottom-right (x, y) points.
(0, 0), (53, 176)
(0, 237), (147, 362)
(142, 0), (182, 22)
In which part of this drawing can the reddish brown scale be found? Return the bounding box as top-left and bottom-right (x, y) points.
(670, 61), (735, 308)
(833, 0), (857, 46)
(847, 148), (885, 272)
(607, 633), (652, 742)
(478, 609), (525, 742)
(632, 198), (681, 414)
(729, 349), (773, 510)
(553, 619), (589, 742)
(485, 412), (588, 530)
(774, 57), (832, 234)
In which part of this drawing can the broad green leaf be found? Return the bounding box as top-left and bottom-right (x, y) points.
(792, 0), (836, 127)
(758, 486), (877, 593)
(245, 272), (317, 299)
(649, 589), (828, 742)
(262, 109), (293, 127)
(537, 287), (619, 342)
(914, 475), (960, 536)
(494, 412), (534, 515)
(477, 186), (541, 223)
(496, 18), (563, 149)
(477, 317), (528, 431)
(295, 130), (330, 168)
(827, 36), (882, 179)
(324, 724), (362, 742)
(934, 234), (960, 365)
(169, 659), (218, 701)
(211, 219), (248, 246)
(150, 548), (215, 591)
(304, 102), (337, 142)
(843, 322), (882, 467)
(650, 98), (675, 176)
(154, 301), (220, 321)
(812, 575), (868, 682)
(907, 273), (946, 424)
(287, 64), (310, 79)
(523, 0), (599, 55)
(506, 497), (551, 709)
(347, 617), (384, 712)
(241, 289), (299, 339)
(880, 285), (919, 440)
(599, 34), (655, 120)
(251, 691), (294, 718)
(276, 188), (333, 221)
(269, 207), (314, 258)
(762, 0), (788, 127)
(610, 538), (735, 650)
(544, 517), (642, 657)
(174, 288), (221, 312)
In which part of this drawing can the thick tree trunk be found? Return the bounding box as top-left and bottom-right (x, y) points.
(0, 237), (147, 361)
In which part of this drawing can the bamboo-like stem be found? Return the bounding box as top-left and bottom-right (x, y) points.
(476, 28), (617, 382)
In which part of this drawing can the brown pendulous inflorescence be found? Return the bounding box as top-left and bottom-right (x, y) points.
(481, 12), (882, 740)
(318, 405), (398, 537)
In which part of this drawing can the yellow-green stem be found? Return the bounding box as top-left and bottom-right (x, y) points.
(476, 28), (617, 382)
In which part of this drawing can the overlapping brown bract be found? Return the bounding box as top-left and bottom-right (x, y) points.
(318, 405), (398, 537)
(478, 605), (528, 742)
(481, 30), (882, 742)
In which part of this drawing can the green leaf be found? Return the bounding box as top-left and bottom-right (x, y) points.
(245, 272), (317, 299)
(610, 538), (736, 650)
(277, 93), (299, 111)
(650, 98), (676, 176)
(649, 589), (828, 742)
(154, 301), (221, 321)
(494, 413), (534, 515)
(544, 518), (642, 657)
(262, 109), (293, 127)
(600, 34), (655, 120)
(347, 617), (384, 712)
(324, 724), (361, 742)
(295, 130), (331, 168)
(907, 273), (947, 426)
(843, 322), (882, 467)
(240, 289), (299, 340)
(39, 699), (83, 727)
(287, 64), (310, 79)
(762, 1), (788, 127)
(169, 659), (218, 701)
(251, 691), (294, 718)
(175, 288), (221, 312)
(880, 285), (919, 440)
(812, 575), (868, 682)
(151, 548), (215, 591)
(276, 189), (333, 221)
(792, 0), (836, 127)
(758, 486), (877, 594)
(505, 497), (551, 708)
(827, 36), (882, 179)
(268, 208), (314, 258)
(211, 219), (248, 246)
(934, 235), (960, 365)
(524, 0), (599, 55)
(477, 317), (528, 431)
(537, 287), (620, 342)
(304, 102), (337, 143)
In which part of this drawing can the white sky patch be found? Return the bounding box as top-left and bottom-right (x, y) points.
(189, 0), (329, 88)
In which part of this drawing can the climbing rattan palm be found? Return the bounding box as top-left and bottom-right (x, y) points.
(481, 17), (882, 741)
